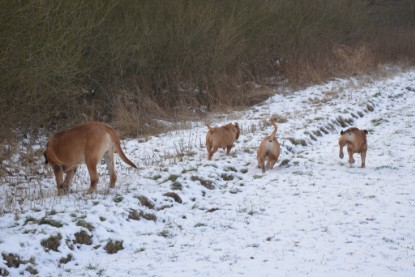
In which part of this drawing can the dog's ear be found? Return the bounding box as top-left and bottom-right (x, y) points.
(340, 130), (345, 135)
(44, 151), (48, 164)
(362, 129), (368, 135)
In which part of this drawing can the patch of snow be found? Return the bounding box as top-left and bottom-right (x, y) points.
(1, 69), (415, 277)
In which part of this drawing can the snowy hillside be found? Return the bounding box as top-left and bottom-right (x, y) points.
(1, 69), (414, 277)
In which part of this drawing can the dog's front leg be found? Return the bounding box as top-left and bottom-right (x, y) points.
(339, 144), (345, 159)
(53, 164), (65, 195)
(226, 145), (233, 155)
(62, 167), (77, 193)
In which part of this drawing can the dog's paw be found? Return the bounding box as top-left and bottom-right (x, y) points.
(339, 153), (344, 159)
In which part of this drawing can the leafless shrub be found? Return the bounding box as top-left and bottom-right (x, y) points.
(0, 0), (413, 145)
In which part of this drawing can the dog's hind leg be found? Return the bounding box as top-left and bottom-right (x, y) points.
(208, 146), (218, 160)
(265, 155), (272, 170)
(347, 147), (355, 166)
(268, 157), (277, 169)
(86, 160), (99, 194)
(269, 150), (280, 169)
(104, 151), (117, 188)
(258, 154), (266, 173)
(361, 151), (366, 168)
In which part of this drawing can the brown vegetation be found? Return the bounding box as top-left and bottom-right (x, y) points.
(0, 0), (414, 148)
(104, 240), (124, 254)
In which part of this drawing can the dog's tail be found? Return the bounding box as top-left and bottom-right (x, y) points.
(106, 125), (138, 168)
(270, 120), (278, 138)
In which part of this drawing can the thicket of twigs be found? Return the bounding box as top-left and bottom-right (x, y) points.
(1, 0), (414, 141)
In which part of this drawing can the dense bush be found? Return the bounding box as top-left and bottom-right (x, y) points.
(0, 0), (414, 139)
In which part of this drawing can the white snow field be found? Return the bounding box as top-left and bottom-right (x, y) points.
(0, 69), (414, 277)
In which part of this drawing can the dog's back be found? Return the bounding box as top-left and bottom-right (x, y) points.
(205, 123), (239, 160)
(46, 122), (110, 166)
(206, 123), (239, 147)
(339, 127), (367, 153)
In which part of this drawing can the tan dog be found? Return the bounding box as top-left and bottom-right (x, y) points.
(44, 122), (137, 194)
(339, 127), (368, 168)
(257, 117), (281, 173)
(205, 122), (240, 160)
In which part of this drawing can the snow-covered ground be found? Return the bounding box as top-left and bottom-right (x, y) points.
(1, 69), (414, 277)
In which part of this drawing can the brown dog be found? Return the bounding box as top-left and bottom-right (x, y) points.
(339, 127), (368, 168)
(44, 122), (137, 194)
(257, 117), (281, 173)
(205, 122), (240, 160)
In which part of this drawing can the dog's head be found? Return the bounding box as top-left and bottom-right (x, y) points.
(234, 123), (240, 140)
(44, 151), (49, 164)
(44, 141), (51, 164)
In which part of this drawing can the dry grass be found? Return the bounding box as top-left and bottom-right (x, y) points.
(191, 176), (215, 190)
(59, 254), (73, 265)
(73, 230), (93, 245)
(163, 192), (183, 204)
(137, 195), (155, 209)
(104, 240), (124, 254)
(40, 234), (62, 252)
(3, 0), (414, 140)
